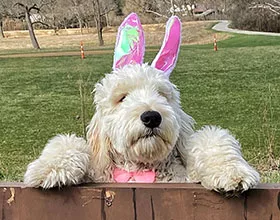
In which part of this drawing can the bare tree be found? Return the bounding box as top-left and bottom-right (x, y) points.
(114, 0), (123, 16)
(0, 0), (14, 38)
(229, 0), (280, 32)
(0, 1), (6, 38)
(68, 0), (92, 33)
(43, 0), (60, 33)
(125, 0), (197, 19)
(43, 0), (74, 33)
(92, 0), (116, 46)
(14, 1), (50, 49)
(92, 0), (103, 45)
(249, 0), (280, 15)
(0, 14), (5, 38)
(14, 3), (39, 49)
(70, 0), (84, 33)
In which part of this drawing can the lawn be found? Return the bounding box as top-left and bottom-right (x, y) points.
(0, 34), (279, 182)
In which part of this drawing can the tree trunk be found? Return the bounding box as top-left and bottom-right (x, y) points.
(78, 18), (83, 34)
(95, 17), (104, 46)
(0, 20), (4, 38)
(105, 12), (110, 27)
(93, 0), (104, 46)
(25, 10), (40, 49)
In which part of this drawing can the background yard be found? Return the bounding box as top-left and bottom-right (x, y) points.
(0, 26), (279, 182)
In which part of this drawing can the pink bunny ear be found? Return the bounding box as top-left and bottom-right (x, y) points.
(113, 13), (145, 70)
(151, 16), (181, 78)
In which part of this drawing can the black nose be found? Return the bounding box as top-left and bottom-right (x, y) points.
(140, 111), (162, 128)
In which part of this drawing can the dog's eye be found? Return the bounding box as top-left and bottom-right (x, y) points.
(119, 95), (126, 102)
(159, 91), (170, 100)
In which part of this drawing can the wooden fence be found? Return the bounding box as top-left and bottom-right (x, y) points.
(0, 182), (280, 220)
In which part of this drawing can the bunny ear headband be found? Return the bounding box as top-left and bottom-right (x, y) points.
(113, 12), (181, 79)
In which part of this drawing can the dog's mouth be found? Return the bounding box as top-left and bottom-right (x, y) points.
(126, 128), (173, 163)
(130, 129), (167, 146)
(140, 130), (157, 139)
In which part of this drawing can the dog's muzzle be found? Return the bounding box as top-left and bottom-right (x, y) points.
(140, 111), (162, 129)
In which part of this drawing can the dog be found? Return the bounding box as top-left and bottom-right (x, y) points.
(24, 13), (259, 194)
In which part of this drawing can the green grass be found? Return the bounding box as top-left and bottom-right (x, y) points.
(185, 33), (280, 51)
(0, 34), (280, 182)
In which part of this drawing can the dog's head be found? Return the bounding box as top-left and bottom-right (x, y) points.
(87, 13), (194, 178)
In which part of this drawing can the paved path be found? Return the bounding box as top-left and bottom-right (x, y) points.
(212, 20), (280, 36)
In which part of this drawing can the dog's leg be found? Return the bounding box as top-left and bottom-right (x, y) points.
(185, 126), (259, 194)
(24, 134), (90, 188)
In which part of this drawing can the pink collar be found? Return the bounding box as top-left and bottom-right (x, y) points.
(113, 167), (156, 183)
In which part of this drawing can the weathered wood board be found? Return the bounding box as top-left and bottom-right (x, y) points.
(0, 183), (279, 220)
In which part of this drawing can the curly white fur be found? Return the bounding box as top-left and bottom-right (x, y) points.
(24, 13), (259, 192)
(24, 64), (260, 192)
(24, 134), (90, 188)
(185, 126), (259, 192)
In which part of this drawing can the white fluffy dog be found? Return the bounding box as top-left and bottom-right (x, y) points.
(24, 13), (259, 194)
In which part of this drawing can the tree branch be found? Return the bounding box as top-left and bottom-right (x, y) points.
(28, 4), (40, 13)
(267, 6), (280, 14)
(249, 3), (280, 15)
(38, 2), (52, 10)
(100, 5), (117, 16)
(265, 2), (280, 9)
(32, 20), (49, 26)
(17, 13), (26, 19)
(272, 0), (280, 5)
(145, 9), (168, 18)
(13, 2), (26, 9)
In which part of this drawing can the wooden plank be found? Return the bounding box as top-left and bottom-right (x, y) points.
(136, 188), (195, 219)
(0, 188), (4, 220)
(0, 183), (279, 220)
(135, 187), (244, 220)
(191, 189), (244, 220)
(103, 188), (135, 220)
(246, 187), (280, 220)
(1, 186), (102, 220)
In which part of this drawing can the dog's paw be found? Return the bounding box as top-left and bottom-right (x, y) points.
(186, 126), (260, 195)
(24, 157), (87, 188)
(24, 134), (90, 188)
(200, 164), (260, 196)
(24, 159), (62, 188)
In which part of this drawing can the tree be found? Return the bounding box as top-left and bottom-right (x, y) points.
(0, 13), (6, 38)
(14, 3), (41, 49)
(0, 1), (6, 38)
(69, 0), (92, 33)
(44, 0), (59, 33)
(114, 0), (123, 16)
(0, 0), (14, 38)
(229, 0), (280, 32)
(92, 0), (116, 46)
(249, 0), (280, 16)
(92, 0), (103, 45)
(124, 0), (198, 20)
(13, 0), (50, 49)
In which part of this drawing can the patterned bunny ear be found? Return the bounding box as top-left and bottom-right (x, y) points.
(151, 16), (181, 78)
(113, 13), (145, 70)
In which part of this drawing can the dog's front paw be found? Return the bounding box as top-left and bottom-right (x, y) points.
(186, 126), (260, 196)
(24, 159), (64, 188)
(24, 134), (90, 188)
(200, 164), (260, 196)
(24, 158), (86, 188)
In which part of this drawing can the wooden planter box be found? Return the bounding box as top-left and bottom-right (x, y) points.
(0, 183), (279, 220)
